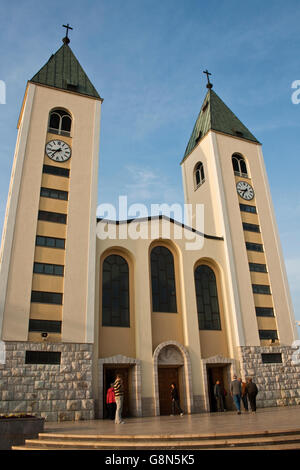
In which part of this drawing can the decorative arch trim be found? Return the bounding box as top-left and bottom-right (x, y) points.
(98, 355), (142, 418)
(201, 354), (237, 412)
(153, 341), (193, 416)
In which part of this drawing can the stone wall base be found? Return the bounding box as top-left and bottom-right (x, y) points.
(0, 341), (94, 421)
(141, 397), (155, 417)
(192, 395), (205, 413)
(238, 345), (300, 408)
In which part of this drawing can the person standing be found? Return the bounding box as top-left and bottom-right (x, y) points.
(106, 383), (116, 420)
(239, 378), (249, 412)
(114, 374), (125, 424)
(230, 374), (242, 414)
(246, 377), (259, 413)
(214, 380), (224, 412)
(170, 383), (183, 416)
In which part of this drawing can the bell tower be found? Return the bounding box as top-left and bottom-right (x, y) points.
(181, 75), (297, 353)
(0, 30), (102, 420)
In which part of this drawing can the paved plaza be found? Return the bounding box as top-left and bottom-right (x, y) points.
(44, 406), (300, 438)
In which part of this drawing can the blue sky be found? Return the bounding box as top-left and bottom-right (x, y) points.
(0, 0), (299, 334)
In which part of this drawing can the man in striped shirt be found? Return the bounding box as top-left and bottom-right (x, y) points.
(113, 374), (125, 424)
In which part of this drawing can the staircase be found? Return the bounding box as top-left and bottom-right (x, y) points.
(12, 428), (300, 450)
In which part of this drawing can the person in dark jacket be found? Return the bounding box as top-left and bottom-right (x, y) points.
(239, 378), (249, 412)
(214, 380), (224, 412)
(230, 374), (242, 414)
(170, 383), (183, 416)
(246, 377), (258, 413)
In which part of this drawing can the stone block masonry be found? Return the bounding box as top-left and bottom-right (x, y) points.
(239, 346), (300, 408)
(0, 342), (94, 421)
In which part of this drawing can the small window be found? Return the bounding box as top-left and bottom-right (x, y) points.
(232, 153), (248, 177)
(246, 242), (264, 252)
(235, 130), (244, 138)
(243, 223), (260, 233)
(252, 284), (271, 295)
(202, 101), (209, 112)
(40, 187), (68, 201)
(256, 307), (274, 317)
(195, 131), (202, 144)
(38, 210), (67, 224)
(261, 353), (282, 363)
(249, 263), (267, 273)
(33, 262), (64, 276)
(36, 235), (65, 249)
(194, 162), (205, 189)
(259, 330), (278, 341)
(67, 83), (78, 92)
(43, 164), (70, 178)
(239, 203), (257, 214)
(31, 291), (63, 305)
(25, 351), (61, 365)
(28, 319), (62, 333)
(48, 109), (72, 137)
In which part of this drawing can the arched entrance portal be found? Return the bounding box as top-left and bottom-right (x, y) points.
(153, 341), (193, 416)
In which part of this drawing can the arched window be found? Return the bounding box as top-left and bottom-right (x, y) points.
(102, 255), (130, 327)
(194, 265), (221, 330)
(48, 109), (72, 137)
(151, 246), (177, 313)
(232, 153), (248, 177)
(194, 162), (205, 189)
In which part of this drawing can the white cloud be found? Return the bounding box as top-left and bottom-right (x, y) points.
(124, 165), (182, 206)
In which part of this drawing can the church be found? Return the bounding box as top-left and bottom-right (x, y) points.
(0, 31), (299, 421)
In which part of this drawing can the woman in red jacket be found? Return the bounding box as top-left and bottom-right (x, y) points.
(106, 383), (116, 420)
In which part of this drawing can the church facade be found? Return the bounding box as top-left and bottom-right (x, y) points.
(0, 37), (299, 421)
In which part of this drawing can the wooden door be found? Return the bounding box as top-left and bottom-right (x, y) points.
(207, 366), (225, 412)
(104, 367), (130, 418)
(158, 367), (179, 415)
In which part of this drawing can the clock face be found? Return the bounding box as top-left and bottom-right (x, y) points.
(45, 139), (71, 162)
(236, 181), (254, 200)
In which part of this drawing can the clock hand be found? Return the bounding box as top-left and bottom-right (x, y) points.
(51, 148), (62, 155)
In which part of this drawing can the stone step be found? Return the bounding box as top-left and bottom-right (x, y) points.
(206, 443), (300, 450)
(13, 443), (300, 451)
(36, 427), (300, 442)
(12, 433), (300, 450)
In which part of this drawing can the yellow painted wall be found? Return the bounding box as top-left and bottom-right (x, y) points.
(41, 174), (69, 192)
(95, 218), (233, 403)
(1, 82), (101, 342)
(31, 273), (64, 292)
(34, 246), (65, 265)
(29, 303), (62, 320)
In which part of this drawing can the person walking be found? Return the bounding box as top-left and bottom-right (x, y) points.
(113, 374), (125, 424)
(222, 384), (228, 411)
(239, 378), (249, 412)
(106, 383), (116, 420)
(214, 380), (224, 412)
(230, 374), (242, 414)
(246, 377), (259, 413)
(170, 383), (183, 416)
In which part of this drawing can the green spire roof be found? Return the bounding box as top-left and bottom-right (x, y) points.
(30, 42), (101, 100)
(182, 89), (259, 162)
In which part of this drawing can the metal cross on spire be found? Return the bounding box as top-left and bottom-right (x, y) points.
(62, 23), (73, 44)
(203, 69), (213, 89)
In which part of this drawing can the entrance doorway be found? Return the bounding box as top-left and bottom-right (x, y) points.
(103, 366), (130, 419)
(158, 367), (180, 415)
(206, 365), (233, 412)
